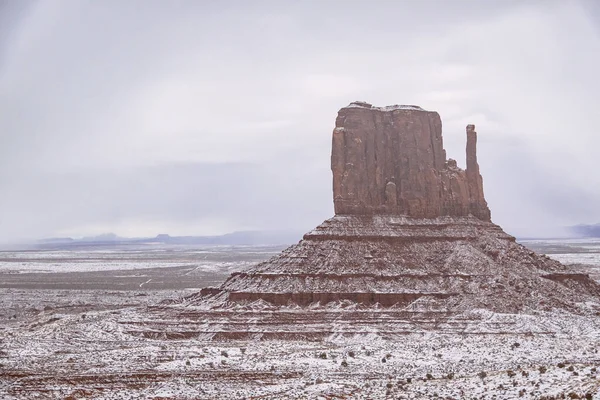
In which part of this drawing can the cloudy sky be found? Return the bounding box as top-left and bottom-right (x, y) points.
(0, 0), (599, 241)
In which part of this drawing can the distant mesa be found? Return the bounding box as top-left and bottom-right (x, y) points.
(81, 233), (120, 242)
(131, 102), (600, 339)
(36, 231), (302, 248)
(570, 224), (600, 238)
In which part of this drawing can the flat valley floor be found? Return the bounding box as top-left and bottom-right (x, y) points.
(1, 240), (600, 399)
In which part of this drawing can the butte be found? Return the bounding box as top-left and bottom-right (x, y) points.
(146, 102), (600, 340)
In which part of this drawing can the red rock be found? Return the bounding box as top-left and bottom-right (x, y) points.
(175, 101), (600, 340)
(332, 102), (490, 221)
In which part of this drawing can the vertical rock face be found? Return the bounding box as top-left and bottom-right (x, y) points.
(332, 101), (491, 221)
(465, 124), (491, 221)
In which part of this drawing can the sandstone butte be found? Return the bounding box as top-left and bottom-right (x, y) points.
(136, 102), (600, 340)
(331, 102), (490, 221)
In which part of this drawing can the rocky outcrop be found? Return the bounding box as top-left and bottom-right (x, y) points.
(332, 102), (491, 220)
(465, 124), (491, 220)
(205, 214), (595, 313)
(162, 101), (600, 340)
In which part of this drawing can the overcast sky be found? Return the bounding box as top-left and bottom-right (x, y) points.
(0, 0), (599, 241)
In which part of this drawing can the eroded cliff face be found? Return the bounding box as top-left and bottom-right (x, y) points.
(332, 101), (491, 221)
(187, 100), (600, 339)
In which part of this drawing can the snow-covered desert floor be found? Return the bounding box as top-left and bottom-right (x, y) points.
(1, 240), (600, 399)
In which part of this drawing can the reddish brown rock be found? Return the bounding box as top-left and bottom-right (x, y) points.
(167, 101), (600, 340)
(332, 102), (491, 221)
(465, 124), (491, 220)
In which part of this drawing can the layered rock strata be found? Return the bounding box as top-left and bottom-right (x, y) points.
(200, 215), (594, 312)
(156, 102), (600, 339)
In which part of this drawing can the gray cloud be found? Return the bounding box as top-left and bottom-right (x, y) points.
(0, 0), (599, 241)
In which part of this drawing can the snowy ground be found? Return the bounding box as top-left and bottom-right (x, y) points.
(1, 240), (600, 399)
(522, 238), (600, 281)
(0, 244), (283, 274)
(2, 309), (600, 399)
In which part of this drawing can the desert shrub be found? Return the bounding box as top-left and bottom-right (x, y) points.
(539, 366), (547, 374)
(568, 393), (580, 399)
(385, 353), (392, 359)
(348, 351), (355, 358)
(386, 382), (393, 389)
(557, 362), (566, 368)
(240, 348), (247, 355)
(221, 359), (226, 365)
(406, 377), (412, 383)
(220, 350), (228, 357)
(446, 372), (454, 380)
(507, 370), (516, 377)
(522, 371), (529, 377)
(318, 352), (327, 359)
(315, 377), (324, 385)
(341, 360), (348, 367)
(185, 360), (191, 366)
(381, 357), (387, 363)
(478, 371), (487, 379)
(426, 373), (433, 380)
(567, 365), (575, 372)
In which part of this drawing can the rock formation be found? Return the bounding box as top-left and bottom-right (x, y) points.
(332, 102), (490, 220)
(134, 102), (600, 340)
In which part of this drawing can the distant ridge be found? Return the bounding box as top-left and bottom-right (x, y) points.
(570, 224), (600, 238)
(34, 230), (303, 249)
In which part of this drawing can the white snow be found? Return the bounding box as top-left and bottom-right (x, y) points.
(344, 102), (428, 112)
(0, 245), (281, 273)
